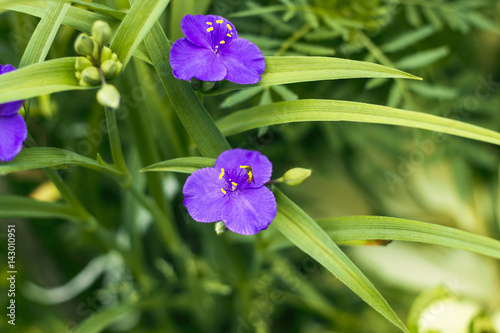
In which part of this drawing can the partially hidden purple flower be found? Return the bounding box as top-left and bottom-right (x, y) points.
(183, 149), (277, 235)
(170, 14), (265, 85)
(0, 64), (26, 162)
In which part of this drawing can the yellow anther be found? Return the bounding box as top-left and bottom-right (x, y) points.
(221, 188), (226, 195)
(219, 168), (225, 179)
(227, 24), (232, 30)
(220, 40), (225, 44)
(206, 22), (212, 25)
(207, 27), (214, 32)
(231, 182), (237, 186)
(216, 20), (223, 23)
(227, 34), (232, 37)
(240, 165), (246, 169)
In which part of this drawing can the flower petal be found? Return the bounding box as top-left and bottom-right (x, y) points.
(0, 64), (24, 117)
(0, 114), (27, 162)
(183, 167), (229, 223)
(170, 38), (227, 82)
(181, 14), (238, 49)
(215, 149), (272, 187)
(221, 186), (277, 235)
(219, 38), (265, 84)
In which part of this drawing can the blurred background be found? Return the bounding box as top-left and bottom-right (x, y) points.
(1, 0), (500, 332)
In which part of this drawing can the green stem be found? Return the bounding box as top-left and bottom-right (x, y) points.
(104, 106), (130, 176)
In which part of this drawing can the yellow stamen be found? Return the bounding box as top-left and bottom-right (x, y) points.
(207, 27), (214, 32)
(227, 34), (232, 37)
(220, 40), (225, 44)
(216, 20), (223, 23)
(219, 168), (225, 179)
(227, 24), (232, 30)
(206, 22), (212, 25)
(221, 188), (226, 195)
(231, 182), (237, 186)
(240, 165), (246, 169)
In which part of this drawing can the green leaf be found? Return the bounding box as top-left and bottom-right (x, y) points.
(396, 46), (449, 70)
(271, 84), (298, 101)
(73, 303), (136, 333)
(381, 25), (435, 53)
(110, 0), (171, 66)
(141, 157), (215, 173)
(216, 99), (500, 146)
(408, 81), (458, 99)
(208, 56), (421, 95)
(220, 87), (265, 108)
(272, 189), (409, 332)
(19, 1), (71, 67)
(0, 147), (123, 177)
(144, 22), (231, 158)
(0, 195), (80, 220)
(317, 216), (500, 260)
(230, 5), (287, 17)
(0, 58), (90, 104)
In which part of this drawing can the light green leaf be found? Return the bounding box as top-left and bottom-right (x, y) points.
(396, 46), (449, 70)
(272, 189), (408, 332)
(0, 147), (123, 177)
(272, 85), (298, 101)
(230, 5), (287, 17)
(216, 99), (500, 146)
(73, 303), (135, 333)
(221, 87), (265, 108)
(0, 195), (79, 220)
(110, 0), (170, 66)
(317, 216), (500, 260)
(141, 157), (215, 174)
(381, 25), (435, 53)
(144, 22), (231, 158)
(0, 58), (90, 104)
(408, 81), (458, 99)
(19, 1), (71, 67)
(208, 56), (421, 95)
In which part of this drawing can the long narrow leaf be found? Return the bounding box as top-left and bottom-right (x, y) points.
(0, 58), (90, 103)
(272, 189), (409, 332)
(0, 195), (79, 220)
(110, 0), (170, 66)
(216, 99), (500, 146)
(140, 157), (215, 174)
(317, 216), (500, 260)
(208, 56), (421, 95)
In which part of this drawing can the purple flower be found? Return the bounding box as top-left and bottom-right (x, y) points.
(0, 64), (26, 162)
(170, 14), (265, 85)
(183, 149), (277, 235)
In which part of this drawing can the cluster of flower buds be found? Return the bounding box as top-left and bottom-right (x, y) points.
(74, 21), (122, 109)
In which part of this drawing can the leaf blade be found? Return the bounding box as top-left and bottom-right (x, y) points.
(140, 157), (215, 173)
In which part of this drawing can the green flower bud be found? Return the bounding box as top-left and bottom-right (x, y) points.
(101, 59), (122, 80)
(281, 168), (312, 186)
(215, 221), (227, 235)
(80, 66), (101, 86)
(97, 84), (121, 109)
(74, 33), (97, 57)
(92, 20), (113, 46)
(75, 57), (93, 71)
(100, 46), (113, 62)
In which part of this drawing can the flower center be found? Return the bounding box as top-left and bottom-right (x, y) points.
(218, 165), (253, 195)
(205, 20), (233, 53)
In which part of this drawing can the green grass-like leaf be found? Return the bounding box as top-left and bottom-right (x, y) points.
(0, 58), (91, 103)
(208, 56), (421, 95)
(110, 0), (171, 66)
(0, 195), (79, 220)
(272, 189), (409, 333)
(140, 157), (215, 174)
(216, 99), (500, 146)
(317, 216), (500, 260)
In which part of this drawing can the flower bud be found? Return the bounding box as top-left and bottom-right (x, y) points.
(101, 59), (122, 80)
(75, 57), (93, 71)
(100, 46), (113, 62)
(80, 66), (101, 86)
(74, 33), (97, 57)
(92, 20), (113, 46)
(281, 168), (312, 186)
(215, 221), (227, 235)
(97, 84), (121, 109)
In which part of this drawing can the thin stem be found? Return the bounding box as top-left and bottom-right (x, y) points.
(104, 106), (130, 177)
(275, 23), (312, 56)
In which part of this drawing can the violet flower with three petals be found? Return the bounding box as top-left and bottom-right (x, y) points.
(170, 14), (265, 85)
(183, 149), (277, 235)
(0, 64), (27, 162)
